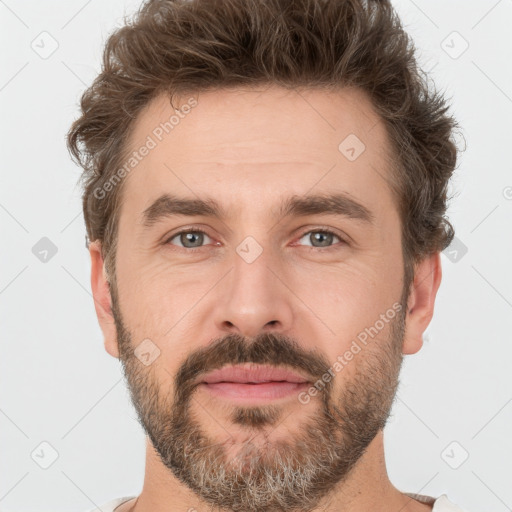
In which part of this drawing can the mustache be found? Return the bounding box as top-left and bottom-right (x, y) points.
(173, 332), (332, 404)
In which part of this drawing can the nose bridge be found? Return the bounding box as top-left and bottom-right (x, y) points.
(215, 233), (294, 337)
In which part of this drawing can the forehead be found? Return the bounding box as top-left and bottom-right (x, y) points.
(119, 85), (397, 226)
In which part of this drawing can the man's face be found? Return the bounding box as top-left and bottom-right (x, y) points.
(109, 86), (409, 511)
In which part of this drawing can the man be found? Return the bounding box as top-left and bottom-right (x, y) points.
(67, 0), (468, 511)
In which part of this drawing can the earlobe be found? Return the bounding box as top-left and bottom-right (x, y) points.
(402, 252), (442, 355)
(89, 240), (120, 358)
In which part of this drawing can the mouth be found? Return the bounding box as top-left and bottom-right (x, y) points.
(198, 364), (311, 402)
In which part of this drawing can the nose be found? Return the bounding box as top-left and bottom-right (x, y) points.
(213, 243), (294, 339)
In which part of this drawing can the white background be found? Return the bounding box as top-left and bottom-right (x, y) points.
(0, 1), (511, 511)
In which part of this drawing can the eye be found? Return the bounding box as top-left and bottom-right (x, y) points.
(296, 228), (346, 249)
(164, 228), (215, 250)
(163, 227), (347, 252)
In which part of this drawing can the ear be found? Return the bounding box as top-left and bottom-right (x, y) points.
(89, 240), (120, 358)
(402, 252), (442, 355)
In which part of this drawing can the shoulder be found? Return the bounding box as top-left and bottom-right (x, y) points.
(432, 494), (471, 512)
(405, 492), (470, 512)
(85, 497), (136, 512)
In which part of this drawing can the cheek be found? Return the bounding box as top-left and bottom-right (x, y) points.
(116, 259), (220, 361)
(295, 259), (388, 314)
(293, 263), (400, 359)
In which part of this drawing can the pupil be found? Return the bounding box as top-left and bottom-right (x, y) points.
(183, 232), (202, 247)
(313, 232), (331, 247)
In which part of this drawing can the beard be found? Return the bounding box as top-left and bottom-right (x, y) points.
(111, 288), (407, 512)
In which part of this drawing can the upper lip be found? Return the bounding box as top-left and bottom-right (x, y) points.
(200, 364), (310, 384)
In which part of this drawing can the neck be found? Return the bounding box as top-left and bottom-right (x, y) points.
(119, 432), (430, 512)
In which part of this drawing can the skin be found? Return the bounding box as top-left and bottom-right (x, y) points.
(89, 85), (442, 512)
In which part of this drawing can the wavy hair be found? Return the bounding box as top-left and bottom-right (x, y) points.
(66, 0), (461, 294)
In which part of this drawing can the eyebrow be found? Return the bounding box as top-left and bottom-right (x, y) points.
(140, 192), (375, 228)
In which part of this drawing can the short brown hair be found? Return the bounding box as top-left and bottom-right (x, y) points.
(66, 0), (461, 294)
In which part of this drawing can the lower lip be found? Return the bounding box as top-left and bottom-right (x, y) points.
(200, 381), (309, 401)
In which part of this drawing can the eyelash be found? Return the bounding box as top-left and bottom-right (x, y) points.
(163, 226), (348, 253)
